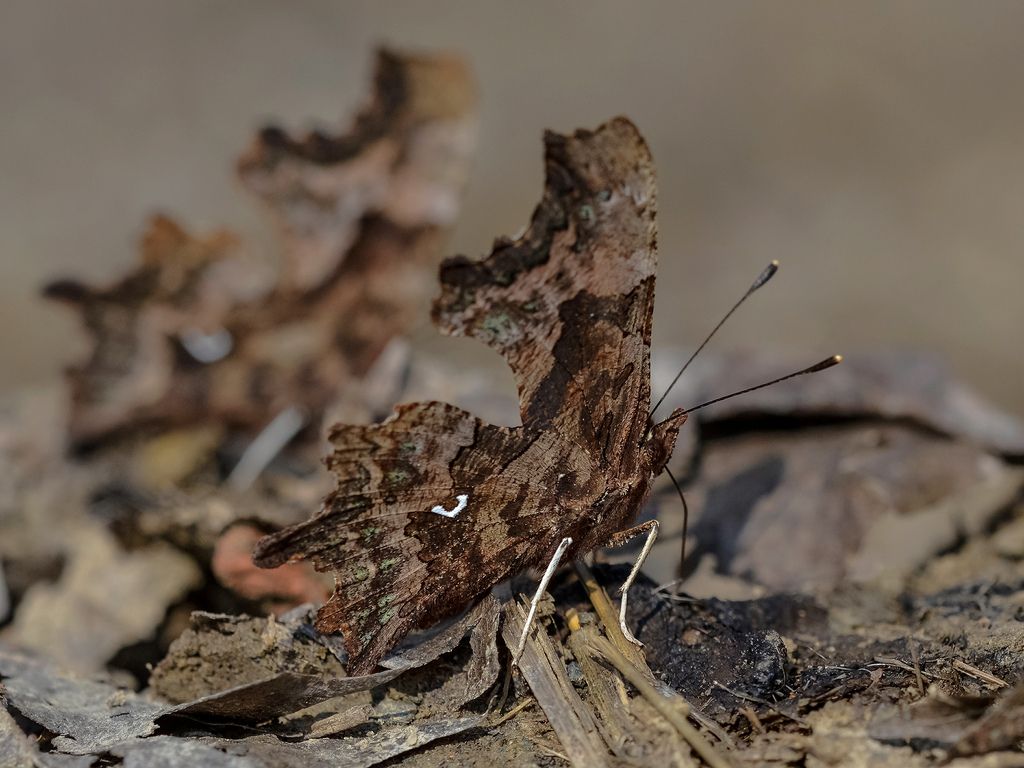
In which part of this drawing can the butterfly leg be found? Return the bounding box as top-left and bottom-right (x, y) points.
(513, 536), (573, 665)
(603, 519), (659, 647)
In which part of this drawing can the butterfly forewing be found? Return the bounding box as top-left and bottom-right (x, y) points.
(433, 118), (659, 473)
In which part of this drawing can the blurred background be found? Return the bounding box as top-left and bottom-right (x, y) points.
(3, 1), (1023, 416)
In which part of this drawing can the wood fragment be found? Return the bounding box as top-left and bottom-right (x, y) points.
(590, 635), (731, 768)
(951, 660), (1009, 689)
(566, 610), (692, 765)
(501, 600), (610, 768)
(575, 561), (734, 748)
(573, 561), (647, 669)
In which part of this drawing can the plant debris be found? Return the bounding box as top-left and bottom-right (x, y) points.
(2, 44), (1023, 768)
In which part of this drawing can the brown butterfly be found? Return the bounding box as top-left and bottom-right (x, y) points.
(251, 116), (685, 676)
(254, 117), (838, 675)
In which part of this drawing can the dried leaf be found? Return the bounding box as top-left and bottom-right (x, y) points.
(149, 609), (345, 704)
(110, 736), (258, 768)
(237, 49), (476, 293)
(210, 524), (330, 613)
(0, 646), (165, 755)
(157, 596), (501, 722)
(672, 424), (1020, 593)
(4, 524), (201, 673)
(47, 49), (477, 446)
(194, 717), (484, 768)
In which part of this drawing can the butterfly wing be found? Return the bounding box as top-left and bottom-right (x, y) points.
(433, 117), (660, 475)
(253, 401), (586, 674)
(255, 118), (668, 674)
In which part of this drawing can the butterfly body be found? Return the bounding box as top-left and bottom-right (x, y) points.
(255, 117), (686, 675)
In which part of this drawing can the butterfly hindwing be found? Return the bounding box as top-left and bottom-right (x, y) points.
(254, 402), (583, 673)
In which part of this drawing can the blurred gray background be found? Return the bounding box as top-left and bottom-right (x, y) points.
(3, 1), (1023, 416)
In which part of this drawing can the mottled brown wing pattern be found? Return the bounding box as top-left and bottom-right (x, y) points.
(254, 401), (582, 674)
(433, 117), (659, 475)
(255, 117), (675, 674)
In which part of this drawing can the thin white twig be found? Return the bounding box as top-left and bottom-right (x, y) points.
(227, 406), (306, 491)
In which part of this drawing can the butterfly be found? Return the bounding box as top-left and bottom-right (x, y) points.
(252, 117), (695, 675)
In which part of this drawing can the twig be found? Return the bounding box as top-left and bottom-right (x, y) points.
(227, 405), (306, 490)
(713, 681), (807, 727)
(588, 632), (732, 768)
(501, 600), (610, 767)
(740, 706), (765, 734)
(573, 561), (645, 666)
(871, 656), (939, 681)
(490, 697), (534, 727)
(527, 737), (569, 763)
(952, 659), (1009, 689)
(909, 641), (925, 695)
(574, 561), (734, 749)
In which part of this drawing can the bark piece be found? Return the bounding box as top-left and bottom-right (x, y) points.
(502, 600), (610, 767)
(0, 647), (165, 755)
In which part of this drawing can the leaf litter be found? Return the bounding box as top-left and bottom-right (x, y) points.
(1, 46), (1023, 768)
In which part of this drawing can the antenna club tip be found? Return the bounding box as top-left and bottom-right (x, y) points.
(802, 355), (843, 374)
(751, 261), (780, 291)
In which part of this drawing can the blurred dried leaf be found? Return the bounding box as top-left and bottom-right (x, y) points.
(130, 427), (224, 490)
(3, 524), (201, 674)
(674, 424), (1021, 593)
(951, 683), (1024, 758)
(46, 49), (477, 447)
(210, 524), (330, 613)
(0, 564), (8, 625)
(238, 49), (476, 293)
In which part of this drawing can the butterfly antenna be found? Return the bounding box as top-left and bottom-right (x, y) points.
(650, 260), (779, 418)
(684, 355), (842, 413)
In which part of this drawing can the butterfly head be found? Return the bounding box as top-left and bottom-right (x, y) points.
(643, 407), (687, 479)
